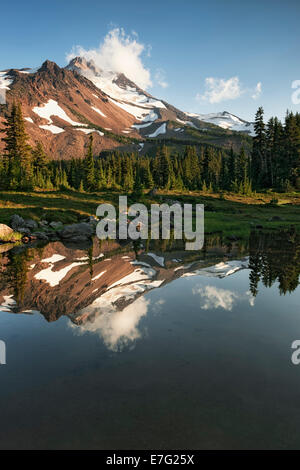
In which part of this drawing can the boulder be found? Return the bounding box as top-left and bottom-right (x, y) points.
(49, 221), (63, 230)
(85, 216), (98, 225)
(24, 219), (38, 231)
(18, 227), (31, 235)
(0, 224), (14, 239)
(59, 223), (93, 241)
(10, 214), (25, 230)
(39, 220), (48, 227)
(45, 232), (60, 241)
(32, 232), (49, 241)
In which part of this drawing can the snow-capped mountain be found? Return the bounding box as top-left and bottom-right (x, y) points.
(0, 57), (254, 159)
(186, 111), (254, 135)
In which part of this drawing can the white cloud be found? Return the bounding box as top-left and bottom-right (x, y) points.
(196, 76), (243, 103)
(66, 28), (152, 90)
(193, 285), (239, 310)
(71, 296), (150, 352)
(252, 81), (262, 99)
(155, 68), (169, 88)
(192, 285), (255, 311)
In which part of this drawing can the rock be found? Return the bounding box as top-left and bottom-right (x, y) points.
(24, 219), (38, 231)
(39, 220), (48, 227)
(0, 224), (14, 239)
(0, 243), (15, 254)
(85, 216), (98, 225)
(32, 232), (49, 241)
(59, 223), (93, 241)
(49, 221), (63, 229)
(10, 214), (25, 230)
(46, 232), (60, 241)
(18, 227), (31, 235)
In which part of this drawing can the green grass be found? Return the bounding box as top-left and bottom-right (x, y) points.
(0, 189), (299, 241)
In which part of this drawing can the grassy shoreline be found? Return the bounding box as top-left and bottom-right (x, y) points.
(0, 189), (299, 241)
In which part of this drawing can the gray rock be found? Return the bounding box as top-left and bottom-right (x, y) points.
(24, 219), (38, 231)
(49, 221), (63, 229)
(0, 224), (14, 239)
(18, 227), (31, 235)
(32, 232), (49, 241)
(10, 214), (25, 230)
(85, 216), (98, 225)
(59, 222), (93, 240)
(39, 220), (48, 227)
(46, 232), (60, 241)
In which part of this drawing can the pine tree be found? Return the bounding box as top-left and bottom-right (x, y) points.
(1, 102), (33, 189)
(85, 135), (95, 191)
(252, 106), (266, 187)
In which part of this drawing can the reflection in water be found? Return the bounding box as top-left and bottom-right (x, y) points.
(71, 296), (150, 351)
(249, 229), (300, 296)
(0, 230), (299, 351)
(192, 285), (255, 311)
(2, 248), (35, 306)
(0, 230), (300, 450)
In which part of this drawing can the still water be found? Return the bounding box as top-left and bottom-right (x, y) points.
(0, 230), (299, 449)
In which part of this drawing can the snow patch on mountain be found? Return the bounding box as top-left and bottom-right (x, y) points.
(33, 99), (87, 127)
(147, 123), (167, 138)
(40, 124), (65, 134)
(76, 128), (104, 136)
(0, 71), (13, 91)
(91, 106), (106, 118)
(186, 111), (254, 135)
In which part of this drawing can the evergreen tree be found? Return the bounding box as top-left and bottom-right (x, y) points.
(1, 102), (33, 189)
(85, 135), (95, 190)
(252, 106), (266, 186)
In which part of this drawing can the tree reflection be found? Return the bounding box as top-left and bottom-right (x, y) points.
(249, 229), (300, 296)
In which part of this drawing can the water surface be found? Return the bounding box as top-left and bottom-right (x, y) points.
(0, 231), (299, 449)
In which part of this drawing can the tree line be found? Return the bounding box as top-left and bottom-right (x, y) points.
(0, 102), (299, 194)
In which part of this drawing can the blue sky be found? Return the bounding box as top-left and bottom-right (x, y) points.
(1, 0), (300, 121)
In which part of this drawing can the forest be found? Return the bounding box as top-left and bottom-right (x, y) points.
(0, 103), (299, 196)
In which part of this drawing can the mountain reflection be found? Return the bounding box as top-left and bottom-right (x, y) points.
(0, 230), (299, 350)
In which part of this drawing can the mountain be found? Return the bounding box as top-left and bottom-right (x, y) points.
(0, 58), (254, 159)
(186, 111), (255, 135)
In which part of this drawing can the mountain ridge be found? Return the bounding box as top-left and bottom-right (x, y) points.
(0, 58), (254, 159)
